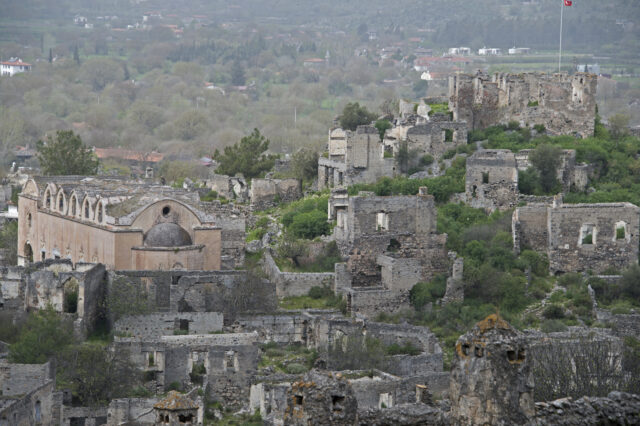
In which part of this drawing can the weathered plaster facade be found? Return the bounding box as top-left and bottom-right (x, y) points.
(17, 177), (221, 271)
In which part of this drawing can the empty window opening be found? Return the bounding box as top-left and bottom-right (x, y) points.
(474, 345), (484, 358)
(461, 344), (470, 356)
(24, 243), (33, 263)
(63, 279), (78, 313)
(58, 195), (64, 212)
(44, 190), (51, 209)
(615, 221), (628, 241)
(518, 349), (525, 362)
(41, 250), (46, 261)
(179, 319), (189, 332)
(27, 213), (32, 228)
(225, 351), (237, 372)
(71, 198), (76, 216)
(162, 206), (171, 216)
(444, 128), (454, 142)
(616, 227), (626, 240)
(84, 202), (90, 219)
(97, 204), (103, 223)
(580, 224), (596, 246)
(387, 238), (401, 253)
(178, 414), (193, 423)
(507, 350), (517, 362)
(35, 400), (41, 423)
(294, 395), (303, 405)
(148, 352), (155, 367)
(332, 395), (345, 412)
(482, 172), (489, 184)
(376, 212), (389, 231)
(472, 185), (477, 198)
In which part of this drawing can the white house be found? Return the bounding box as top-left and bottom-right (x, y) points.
(508, 47), (531, 55)
(478, 47), (501, 56)
(1, 58), (32, 76)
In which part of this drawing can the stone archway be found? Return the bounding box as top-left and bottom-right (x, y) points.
(24, 243), (33, 263)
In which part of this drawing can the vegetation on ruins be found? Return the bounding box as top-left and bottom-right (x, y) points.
(259, 341), (318, 374)
(479, 122), (640, 205)
(527, 144), (563, 194)
(213, 128), (278, 180)
(280, 285), (346, 312)
(0, 220), (18, 265)
(36, 130), (99, 176)
(339, 102), (377, 131)
(9, 305), (75, 364)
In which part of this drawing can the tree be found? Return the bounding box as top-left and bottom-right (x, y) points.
(79, 57), (124, 91)
(277, 232), (308, 267)
(609, 113), (630, 140)
(0, 221), (18, 265)
(289, 210), (330, 239)
(289, 148), (318, 183)
(231, 59), (246, 86)
(56, 343), (139, 406)
(36, 130), (99, 176)
(529, 144), (562, 194)
(172, 109), (209, 140)
(339, 102), (377, 131)
(9, 306), (75, 364)
(213, 129), (278, 180)
(374, 119), (392, 141)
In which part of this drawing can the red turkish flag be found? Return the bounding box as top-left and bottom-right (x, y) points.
(564, 0), (572, 6)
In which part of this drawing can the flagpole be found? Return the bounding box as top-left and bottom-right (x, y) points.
(558, 0), (564, 72)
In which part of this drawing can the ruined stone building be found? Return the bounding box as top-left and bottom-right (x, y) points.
(317, 126), (395, 190)
(465, 149), (519, 212)
(329, 188), (448, 315)
(466, 148), (589, 212)
(513, 198), (640, 274)
(17, 176), (223, 270)
(385, 118), (468, 163)
(449, 72), (597, 137)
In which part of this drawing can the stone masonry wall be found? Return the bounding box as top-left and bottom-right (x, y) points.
(114, 312), (224, 339)
(250, 178), (302, 210)
(262, 250), (334, 297)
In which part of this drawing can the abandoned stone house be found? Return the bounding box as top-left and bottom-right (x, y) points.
(206, 174), (302, 211)
(449, 72), (597, 137)
(17, 176), (223, 271)
(465, 149), (519, 212)
(329, 188), (448, 315)
(513, 198), (640, 274)
(466, 148), (589, 212)
(317, 126), (396, 190)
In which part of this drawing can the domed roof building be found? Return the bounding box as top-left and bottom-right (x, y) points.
(17, 176), (222, 271)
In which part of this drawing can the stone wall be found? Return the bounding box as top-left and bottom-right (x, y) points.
(107, 398), (159, 425)
(404, 121), (468, 161)
(0, 381), (61, 426)
(262, 249), (334, 297)
(514, 201), (640, 274)
(109, 270), (277, 323)
(318, 125), (396, 191)
(199, 201), (246, 269)
(449, 72), (597, 137)
(62, 406), (108, 426)
(531, 392), (640, 425)
(250, 178), (302, 210)
(465, 149), (519, 212)
(114, 312), (224, 339)
(0, 360), (52, 396)
(596, 309), (640, 340)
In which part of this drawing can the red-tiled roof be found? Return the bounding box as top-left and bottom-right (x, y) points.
(1, 60), (31, 66)
(93, 147), (164, 163)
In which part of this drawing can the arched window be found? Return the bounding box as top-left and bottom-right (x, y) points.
(84, 200), (91, 219)
(44, 189), (51, 209)
(27, 213), (32, 228)
(96, 203), (104, 223)
(58, 192), (65, 213)
(70, 196), (77, 216)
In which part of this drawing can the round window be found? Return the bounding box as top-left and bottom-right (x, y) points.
(162, 206), (171, 216)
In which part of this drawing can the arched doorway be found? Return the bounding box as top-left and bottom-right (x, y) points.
(24, 243), (33, 263)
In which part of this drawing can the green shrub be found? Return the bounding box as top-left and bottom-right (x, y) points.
(308, 285), (333, 299)
(527, 100), (539, 107)
(533, 124), (545, 133)
(410, 275), (447, 309)
(444, 128), (454, 142)
(284, 363), (308, 374)
(289, 210), (330, 239)
(443, 148), (457, 159)
(540, 319), (568, 333)
(200, 190), (218, 201)
(420, 154), (434, 165)
(246, 228), (266, 242)
(507, 120), (520, 130)
(167, 381), (182, 391)
(543, 304), (565, 319)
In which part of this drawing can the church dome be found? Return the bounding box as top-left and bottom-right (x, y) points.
(144, 223), (192, 247)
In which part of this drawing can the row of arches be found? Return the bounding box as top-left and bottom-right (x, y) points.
(42, 185), (107, 225)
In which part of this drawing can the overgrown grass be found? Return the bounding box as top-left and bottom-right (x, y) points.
(258, 342), (318, 374)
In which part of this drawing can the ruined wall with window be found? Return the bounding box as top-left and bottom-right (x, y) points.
(465, 150), (519, 212)
(403, 121), (468, 161)
(318, 126), (396, 190)
(513, 199), (640, 274)
(331, 190), (448, 290)
(449, 72), (597, 137)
